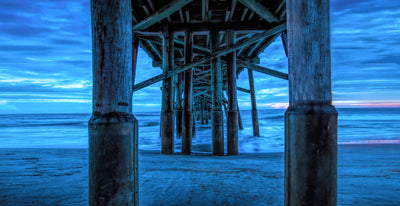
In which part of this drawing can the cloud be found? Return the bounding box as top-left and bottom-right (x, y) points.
(0, 0), (399, 113)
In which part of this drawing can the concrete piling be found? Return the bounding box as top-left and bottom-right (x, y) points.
(226, 30), (239, 156)
(161, 22), (175, 155)
(285, 0), (338, 205)
(210, 30), (224, 156)
(89, 0), (138, 205)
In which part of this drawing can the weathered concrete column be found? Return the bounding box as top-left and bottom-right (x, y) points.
(285, 0), (338, 205)
(175, 74), (183, 139)
(248, 69), (260, 137)
(210, 30), (224, 156)
(89, 0), (138, 205)
(226, 30), (238, 156)
(161, 23), (175, 155)
(182, 31), (193, 155)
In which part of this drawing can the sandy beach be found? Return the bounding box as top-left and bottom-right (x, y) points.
(0, 144), (399, 206)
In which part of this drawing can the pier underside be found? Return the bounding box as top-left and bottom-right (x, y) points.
(89, 0), (337, 205)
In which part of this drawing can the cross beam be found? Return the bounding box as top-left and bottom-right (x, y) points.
(133, 23), (286, 92)
(133, 0), (193, 30)
(237, 87), (251, 93)
(238, 0), (279, 23)
(238, 60), (288, 80)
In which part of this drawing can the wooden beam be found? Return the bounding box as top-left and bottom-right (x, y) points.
(133, 0), (193, 30)
(142, 22), (280, 32)
(146, 40), (162, 59)
(247, 37), (265, 56)
(133, 73), (164, 92)
(237, 87), (251, 93)
(274, 0), (286, 15)
(139, 36), (210, 56)
(248, 68), (259, 137)
(139, 40), (156, 60)
(132, 34), (139, 86)
(252, 34), (280, 57)
(238, 61), (288, 80)
(133, 23), (286, 91)
(170, 23), (286, 76)
(281, 31), (288, 57)
(240, 8), (249, 22)
(229, 0), (238, 21)
(174, 37), (211, 54)
(238, 0), (279, 23)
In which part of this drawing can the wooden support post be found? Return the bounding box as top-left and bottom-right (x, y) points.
(161, 23), (175, 155)
(205, 104), (209, 125)
(210, 30), (224, 156)
(89, 0), (138, 205)
(132, 34), (139, 86)
(248, 69), (259, 137)
(175, 73), (183, 138)
(237, 104), (243, 130)
(226, 30), (238, 155)
(285, 0), (337, 205)
(182, 31), (193, 155)
(201, 100), (205, 124)
(192, 117), (196, 136)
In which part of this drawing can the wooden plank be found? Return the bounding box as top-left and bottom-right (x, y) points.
(238, 0), (279, 23)
(239, 61), (288, 80)
(134, 0), (193, 30)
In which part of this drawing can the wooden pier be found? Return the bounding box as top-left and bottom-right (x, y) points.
(89, 0), (338, 205)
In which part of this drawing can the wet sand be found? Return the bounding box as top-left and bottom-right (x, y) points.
(0, 144), (399, 205)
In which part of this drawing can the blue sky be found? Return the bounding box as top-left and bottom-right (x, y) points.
(0, 0), (399, 113)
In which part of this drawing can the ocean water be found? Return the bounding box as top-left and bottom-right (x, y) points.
(0, 108), (399, 153)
